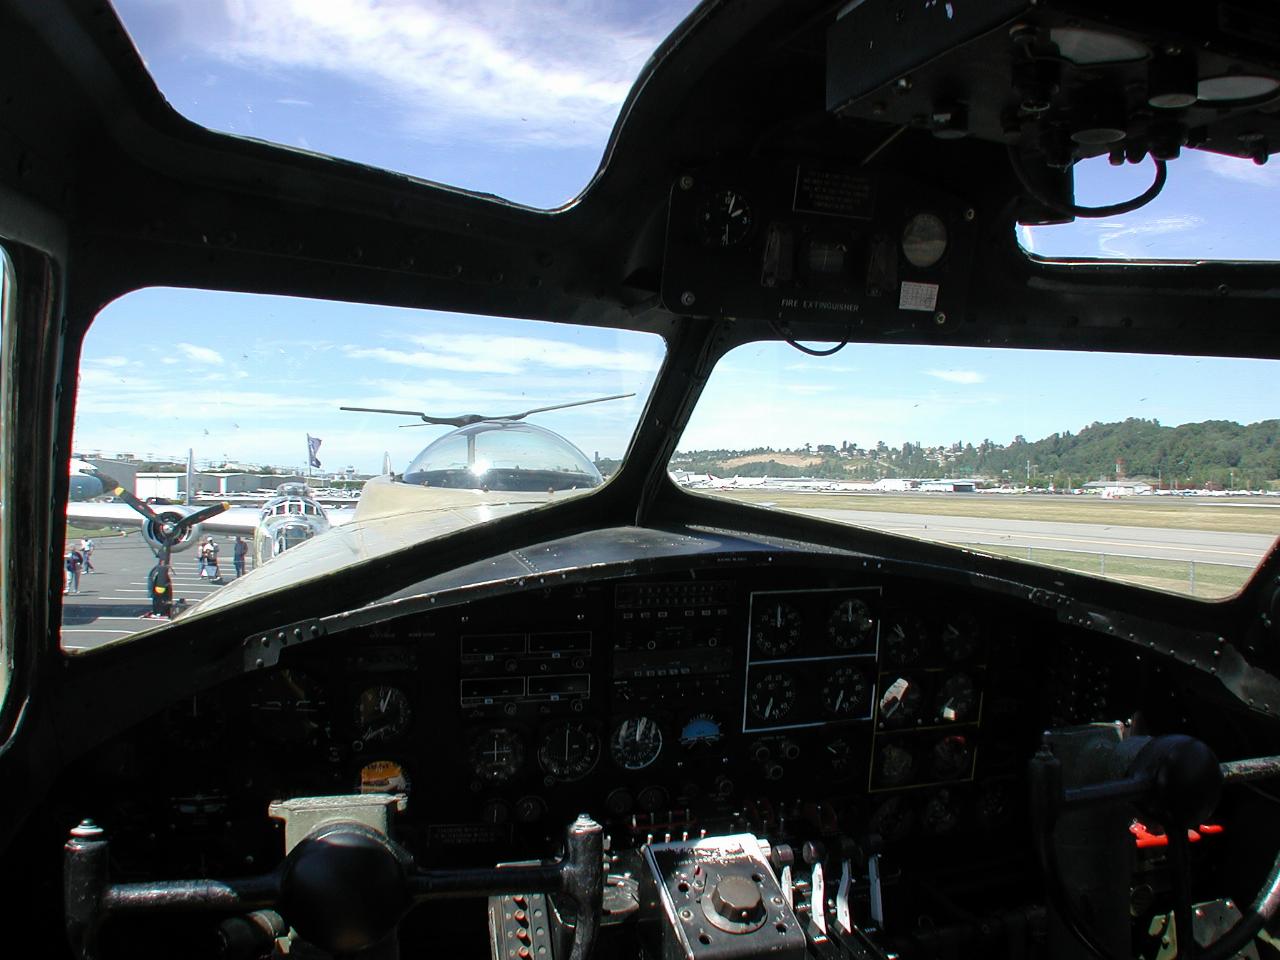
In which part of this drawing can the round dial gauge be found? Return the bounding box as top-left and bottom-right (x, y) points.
(470, 727), (525, 785)
(901, 212), (948, 268)
(359, 759), (411, 794)
(883, 614), (928, 665)
(932, 734), (973, 780)
(823, 736), (857, 781)
(828, 597), (875, 652)
(354, 685), (411, 743)
(610, 716), (664, 771)
(753, 601), (803, 657)
(940, 613), (980, 661)
(821, 666), (870, 718)
(935, 673), (979, 724)
(679, 713), (723, 747)
(869, 796), (915, 843)
(748, 670), (797, 723)
(878, 674), (923, 725)
(538, 721), (600, 782)
(698, 189), (754, 247)
(922, 789), (961, 835)
(878, 743), (915, 787)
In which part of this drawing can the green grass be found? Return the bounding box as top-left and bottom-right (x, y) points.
(964, 543), (1250, 599)
(709, 490), (1280, 535)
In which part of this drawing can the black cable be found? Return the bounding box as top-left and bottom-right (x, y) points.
(768, 319), (849, 356)
(1008, 147), (1168, 219)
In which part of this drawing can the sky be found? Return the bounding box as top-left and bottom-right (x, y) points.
(73, 0), (1280, 473)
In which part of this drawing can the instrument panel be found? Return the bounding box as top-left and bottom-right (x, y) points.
(95, 559), (1135, 878)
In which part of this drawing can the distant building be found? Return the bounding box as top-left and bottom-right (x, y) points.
(920, 480), (976, 493)
(1082, 480), (1153, 496)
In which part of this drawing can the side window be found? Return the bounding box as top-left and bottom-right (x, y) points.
(0, 249), (11, 711)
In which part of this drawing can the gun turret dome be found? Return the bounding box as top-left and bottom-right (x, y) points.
(403, 421), (603, 492)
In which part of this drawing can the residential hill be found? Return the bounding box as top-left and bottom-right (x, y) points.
(669, 418), (1280, 489)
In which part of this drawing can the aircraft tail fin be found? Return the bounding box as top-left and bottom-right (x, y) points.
(185, 449), (194, 505)
(382, 452), (392, 476)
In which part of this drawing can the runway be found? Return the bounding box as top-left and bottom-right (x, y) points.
(60, 534), (252, 652)
(787, 508), (1273, 567)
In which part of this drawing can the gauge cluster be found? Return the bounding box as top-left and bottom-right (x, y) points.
(744, 588), (880, 732)
(122, 562), (1091, 874)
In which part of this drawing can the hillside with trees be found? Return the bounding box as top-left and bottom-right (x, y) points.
(668, 418), (1280, 490)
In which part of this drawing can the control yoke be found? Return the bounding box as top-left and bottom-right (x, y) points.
(64, 796), (603, 960)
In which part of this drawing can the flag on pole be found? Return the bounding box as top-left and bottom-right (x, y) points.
(307, 435), (322, 468)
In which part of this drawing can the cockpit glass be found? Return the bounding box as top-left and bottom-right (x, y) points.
(676, 341), (1280, 600)
(1018, 151), (1280, 260)
(108, 0), (701, 208)
(63, 288), (665, 651)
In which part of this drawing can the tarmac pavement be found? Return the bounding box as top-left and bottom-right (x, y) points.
(60, 534), (251, 652)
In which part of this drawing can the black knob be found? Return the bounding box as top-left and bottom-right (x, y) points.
(710, 875), (765, 924)
(278, 824), (408, 954)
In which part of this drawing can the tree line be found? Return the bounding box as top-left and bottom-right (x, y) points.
(665, 418), (1280, 490)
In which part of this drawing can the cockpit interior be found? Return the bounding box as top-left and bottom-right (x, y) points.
(3, 2), (1280, 960)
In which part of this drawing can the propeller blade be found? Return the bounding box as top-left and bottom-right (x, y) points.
(340, 406), (469, 427)
(113, 486), (158, 521)
(342, 393), (635, 428)
(487, 393), (636, 422)
(179, 502), (232, 529)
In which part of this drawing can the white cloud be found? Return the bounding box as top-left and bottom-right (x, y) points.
(1201, 151), (1280, 187)
(85, 355), (131, 368)
(345, 332), (661, 376)
(176, 342), (225, 365)
(925, 369), (985, 384)
(1095, 215), (1200, 258)
(213, 0), (676, 148)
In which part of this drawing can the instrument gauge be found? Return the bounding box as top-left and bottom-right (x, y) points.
(940, 613), (980, 662)
(610, 716), (664, 771)
(359, 759), (411, 795)
(698, 188), (754, 248)
(752, 600), (803, 657)
(821, 665), (871, 718)
(748, 670), (797, 723)
(869, 796), (915, 843)
(538, 721), (600, 782)
(354, 685), (411, 743)
(922, 789), (961, 835)
(828, 597), (875, 652)
(883, 614), (928, 665)
(935, 673), (979, 724)
(932, 734), (973, 780)
(878, 674), (923, 725)
(470, 728), (525, 785)
(823, 736), (857, 781)
(679, 713), (723, 747)
(877, 742), (916, 787)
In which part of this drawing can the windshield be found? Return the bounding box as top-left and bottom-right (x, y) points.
(110, 0), (701, 209)
(62, 289), (664, 651)
(675, 342), (1280, 600)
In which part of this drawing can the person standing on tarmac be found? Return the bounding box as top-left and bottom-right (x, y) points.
(147, 563), (173, 618)
(80, 538), (95, 572)
(233, 535), (247, 578)
(64, 547), (83, 594)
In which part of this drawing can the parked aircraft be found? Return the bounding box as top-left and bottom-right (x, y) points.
(67, 458), (104, 500)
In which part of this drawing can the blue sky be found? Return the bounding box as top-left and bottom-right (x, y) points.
(75, 1), (1280, 472)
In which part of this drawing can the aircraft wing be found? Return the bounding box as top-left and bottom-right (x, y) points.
(65, 502), (263, 535)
